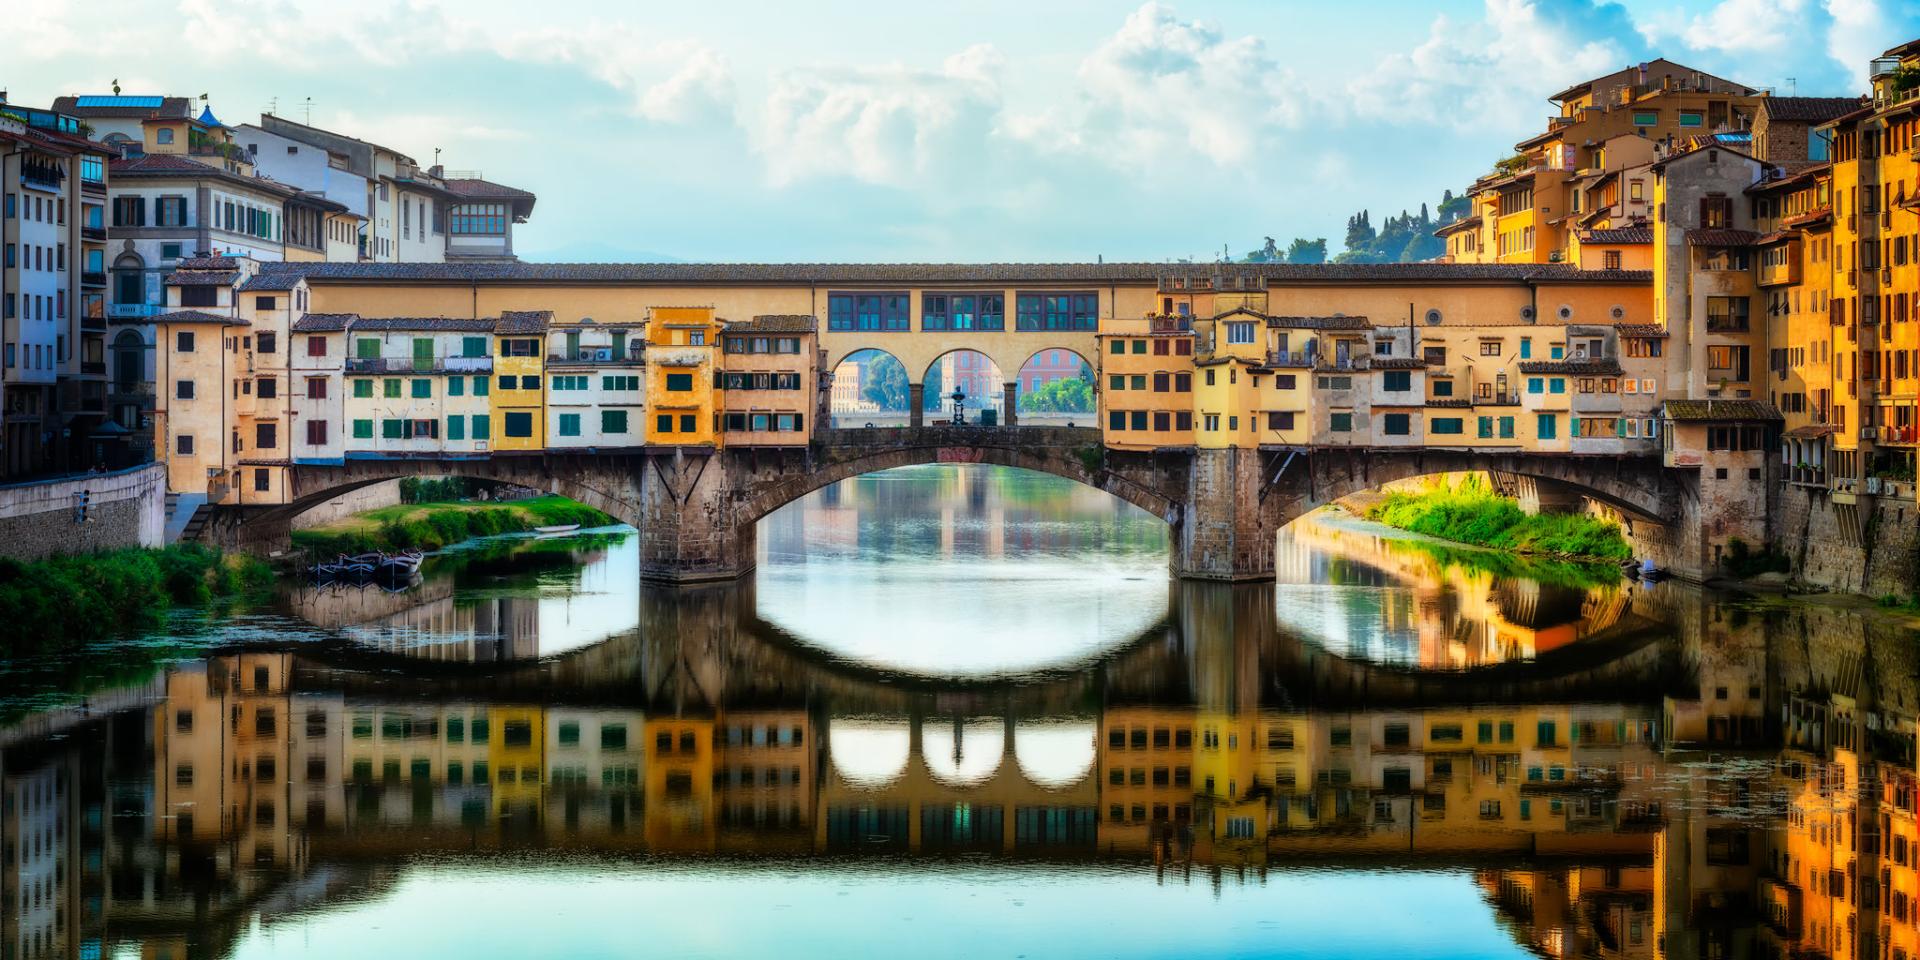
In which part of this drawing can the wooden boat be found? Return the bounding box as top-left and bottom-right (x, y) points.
(534, 523), (580, 534)
(378, 551), (425, 576)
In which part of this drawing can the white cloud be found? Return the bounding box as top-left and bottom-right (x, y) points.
(1827, 0), (1902, 87)
(753, 44), (1007, 188)
(1348, 0), (1647, 129)
(1063, 3), (1300, 167)
(1682, 0), (1810, 53)
(482, 25), (735, 123)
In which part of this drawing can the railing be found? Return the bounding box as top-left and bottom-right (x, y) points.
(1881, 425), (1917, 444)
(1316, 356), (1368, 372)
(20, 168), (62, 189)
(547, 348), (644, 366)
(1788, 465), (1827, 486)
(1148, 315), (1192, 334)
(107, 303), (161, 320)
(81, 225), (105, 241)
(1476, 393), (1523, 406)
(1265, 350), (1315, 368)
(1704, 319), (1751, 334)
(80, 361), (106, 376)
(80, 271), (105, 287)
(444, 356), (493, 372)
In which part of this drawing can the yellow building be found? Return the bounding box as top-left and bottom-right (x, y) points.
(492, 310), (549, 452)
(645, 306), (720, 446)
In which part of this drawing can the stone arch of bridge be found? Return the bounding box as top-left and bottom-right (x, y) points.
(825, 347), (914, 425)
(736, 438), (1179, 531)
(1279, 448), (1676, 525)
(260, 457), (649, 539)
(1012, 346), (1098, 426)
(918, 347), (1007, 413)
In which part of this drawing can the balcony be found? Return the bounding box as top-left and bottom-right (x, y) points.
(347, 355), (492, 374)
(1148, 314), (1192, 334)
(1704, 319), (1751, 334)
(80, 271), (106, 288)
(58, 379), (105, 415)
(1881, 424), (1917, 445)
(548, 346), (644, 367)
(19, 167), (63, 190)
(107, 303), (162, 320)
(1265, 350), (1315, 368)
(1316, 356), (1368, 373)
(1787, 464), (1827, 486)
(80, 361), (106, 377)
(81, 225), (106, 242)
(1475, 393), (1524, 406)
(444, 356), (493, 373)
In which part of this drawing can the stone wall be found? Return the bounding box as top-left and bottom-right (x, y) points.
(288, 478), (405, 530)
(1778, 485), (1920, 598)
(0, 464), (166, 562)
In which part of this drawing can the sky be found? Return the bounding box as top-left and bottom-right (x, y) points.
(9, 0), (1919, 263)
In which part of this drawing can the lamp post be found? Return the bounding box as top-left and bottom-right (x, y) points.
(950, 388), (967, 425)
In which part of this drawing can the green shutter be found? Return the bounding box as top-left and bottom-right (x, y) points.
(463, 336), (486, 358)
(353, 379), (373, 398)
(447, 416), (464, 440)
(411, 379), (431, 399)
(352, 419), (373, 439)
(448, 376), (463, 397)
(412, 338), (433, 371)
(603, 410), (627, 434)
(472, 414), (490, 439)
(356, 338), (379, 360)
(382, 419), (404, 439)
(474, 375), (489, 396)
(384, 379), (401, 398)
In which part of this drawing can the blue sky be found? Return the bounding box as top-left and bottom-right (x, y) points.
(10, 0), (1917, 262)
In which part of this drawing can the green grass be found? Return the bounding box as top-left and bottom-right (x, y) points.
(290, 495), (616, 556)
(0, 544), (272, 655)
(1364, 477), (1633, 562)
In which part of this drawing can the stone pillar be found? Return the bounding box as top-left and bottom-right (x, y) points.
(1172, 446), (1275, 581)
(637, 450), (756, 583)
(908, 382), (924, 428)
(1002, 382), (1018, 427)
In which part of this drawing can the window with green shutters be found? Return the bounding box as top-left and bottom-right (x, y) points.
(1499, 416), (1515, 439)
(665, 373), (693, 391)
(447, 416), (465, 440)
(384, 379), (401, 398)
(411, 379), (431, 398)
(601, 375), (639, 391)
(504, 412), (533, 437)
(412, 338), (433, 371)
(1109, 375), (1125, 390)
(473, 375), (489, 396)
(356, 338), (379, 359)
(462, 336), (487, 358)
(448, 376), (463, 396)
(1537, 414), (1557, 440)
(382, 419), (405, 439)
(472, 414), (490, 439)
(353, 379), (373, 398)
(557, 413), (581, 437)
(603, 410), (628, 433)
(1477, 416), (1493, 439)
(352, 419), (373, 439)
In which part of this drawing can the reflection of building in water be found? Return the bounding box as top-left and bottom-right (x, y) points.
(0, 748), (77, 960)
(645, 717), (714, 852)
(1278, 513), (1637, 669)
(714, 711), (813, 854)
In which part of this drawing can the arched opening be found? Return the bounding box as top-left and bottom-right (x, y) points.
(754, 462), (1171, 677)
(828, 348), (911, 428)
(1013, 348), (1095, 427)
(111, 251), (145, 312)
(921, 349), (1004, 425)
(111, 328), (145, 394)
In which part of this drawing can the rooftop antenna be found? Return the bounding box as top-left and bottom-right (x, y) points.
(303, 97), (313, 125)
(1786, 78), (1797, 96)
(267, 96), (278, 116)
(111, 78), (120, 95)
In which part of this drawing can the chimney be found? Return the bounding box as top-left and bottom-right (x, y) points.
(428, 164), (444, 179)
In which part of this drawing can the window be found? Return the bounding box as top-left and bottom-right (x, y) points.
(921, 293), (1005, 331)
(1537, 414), (1558, 440)
(1329, 412), (1352, 432)
(1632, 110), (1657, 126)
(255, 422), (277, 449)
(176, 330), (196, 352)
(176, 379), (194, 399)
(504, 412), (533, 438)
(384, 378), (402, 398)
(557, 413), (581, 437)
(1383, 413), (1411, 435)
(306, 420), (328, 445)
(603, 410), (629, 434)
(1706, 296), (1750, 332)
(449, 202), (508, 235)
(1014, 292), (1099, 331)
(1267, 412), (1294, 431)
(1226, 321), (1255, 344)
(827, 292), (910, 331)
(657, 414), (675, 433)
(352, 379), (374, 398)
(665, 372), (693, 391)
(411, 379), (431, 398)
(352, 419), (373, 439)
(176, 434), (194, 455)
(679, 414), (696, 432)
(1431, 417), (1463, 435)
(472, 414), (489, 439)
(1383, 370), (1411, 392)
(306, 335), (327, 357)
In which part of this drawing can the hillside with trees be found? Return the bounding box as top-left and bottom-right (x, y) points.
(1240, 189), (1471, 266)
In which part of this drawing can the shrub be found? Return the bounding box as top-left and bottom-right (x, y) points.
(0, 545), (270, 655)
(1364, 477), (1632, 561)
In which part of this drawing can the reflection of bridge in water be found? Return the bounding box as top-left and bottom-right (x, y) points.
(21, 572), (1920, 960)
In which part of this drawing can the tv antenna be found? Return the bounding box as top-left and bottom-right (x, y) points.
(302, 97), (313, 125)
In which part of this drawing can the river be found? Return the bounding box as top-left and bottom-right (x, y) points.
(0, 464), (1913, 959)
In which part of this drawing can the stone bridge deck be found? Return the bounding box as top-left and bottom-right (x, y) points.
(196, 428), (1707, 581)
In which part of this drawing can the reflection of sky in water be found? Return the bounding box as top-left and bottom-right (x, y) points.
(226, 863), (1530, 960)
(756, 465), (1170, 676)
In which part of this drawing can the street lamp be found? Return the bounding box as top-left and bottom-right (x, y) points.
(949, 388), (968, 425)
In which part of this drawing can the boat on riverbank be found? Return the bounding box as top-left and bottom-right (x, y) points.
(534, 523), (580, 536)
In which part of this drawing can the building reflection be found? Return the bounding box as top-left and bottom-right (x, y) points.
(7, 565), (1920, 957)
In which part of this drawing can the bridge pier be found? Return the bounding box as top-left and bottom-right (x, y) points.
(908, 384), (925, 428)
(636, 450), (758, 583)
(1171, 447), (1280, 582)
(1002, 383), (1017, 427)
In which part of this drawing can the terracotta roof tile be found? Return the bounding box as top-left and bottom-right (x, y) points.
(1761, 96), (1866, 122)
(728, 314), (818, 333)
(163, 270), (239, 286)
(496, 310), (553, 334)
(1687, 228), (1761, 247)
(1663, 399), (1782, 421)
(1614, 323), (1669, 339)
(1519, 359), (1623, 375)
(290, 313), (354, 332)
(1370, 357), (1427, 370)
(153, 309), (247, 326)
(242, 261), (1653, 287)
(1584, 227), (1652, 244)
(443, 178), (535, 200)
(346, 317), (496, 332)
(1265, 315), (1373, 329)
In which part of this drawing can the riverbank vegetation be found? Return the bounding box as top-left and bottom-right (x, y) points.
(1363, 477), (1633, 562)
(291, 494), (615, 557)
(0, 544), (271, 654)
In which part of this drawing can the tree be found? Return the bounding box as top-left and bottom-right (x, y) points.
(1019, 373), (1095, 413)
(1242, 236), (1281, 263)
(1284, 238), (1327, 264)
(859, 353), (908, 411)
(1344, 210), (1375, 252)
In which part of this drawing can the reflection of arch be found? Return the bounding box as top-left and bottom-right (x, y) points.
(829, 719), (911, 787)
(920, 348), (1005, 413)
(921, 718), (1005, 785)
(111, 250), (145, 306)
(1013, 721), (1097, 787)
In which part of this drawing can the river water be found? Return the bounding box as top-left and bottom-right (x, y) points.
(1, 464), (1913, 959)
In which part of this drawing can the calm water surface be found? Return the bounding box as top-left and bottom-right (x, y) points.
(1, 464), (1911, 959)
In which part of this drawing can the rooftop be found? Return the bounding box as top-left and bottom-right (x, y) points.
(152, 309), (247, 326)
(290, 313), (354, 332)
(1584, 227), (1652, 245)
(1613, 323), (1669, 339)
(1760, 96), (1866, 123)
(241, 261), (1654, 288)
(496, 310), (554, 335)
(1664, 399), (1782, 422)
(727, 314), (819, 334)
(347, 317), (498, 332)
(51, 95), (192, 119)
